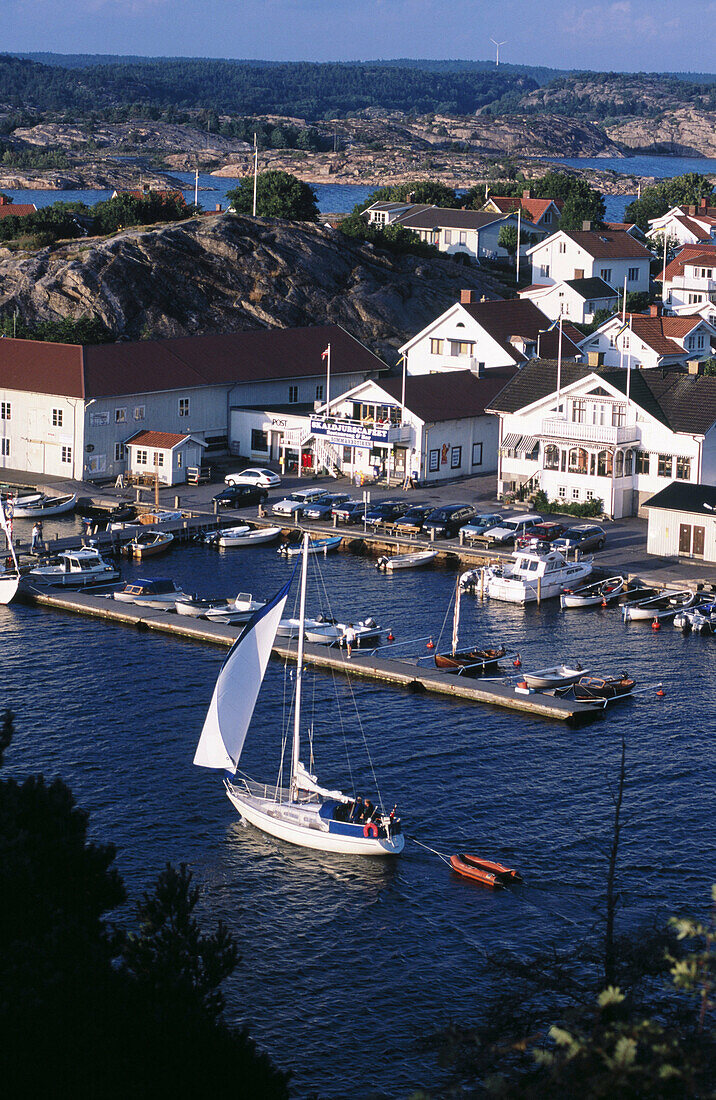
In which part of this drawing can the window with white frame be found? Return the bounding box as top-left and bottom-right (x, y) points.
(558, 486), (566, 498)
(541, 264), (550, 278)
(136, 449), (148, 465)
(0, 402), (10, 420)
(612, 404), (626, 427)
(444, 230), (452, 244)
(450, 446), (462, 469)
(178, 398), (190, 417)
(586, 489), (593, 500)
(459, 231), (467, 245)
(176, 452), (182, 468)
(52, 408), (63, 427)
(449, 340), (473, 357)
(114, 442), (124, 462)
(558, 241), (566, 253)
(697, 334), (705, 349)
(572, 487), (580, 500)
(676, 456), (691, 480)
(657, 454), (673, 477)
(472, 442), (483, 466)
(61, 445), (72, 464)
(628, 267), (639, 282)
(1, 438), (9, 457)
(430, 338), (444, 355)
(686, 336), (695, 350)
(315, 384), (324, 401)
(572, 399), (586, 423)
(115, 407), (127, 423)
(288, 385), (298, 404)
(134, 405), (145, 421)
(428, 449), (439, 473)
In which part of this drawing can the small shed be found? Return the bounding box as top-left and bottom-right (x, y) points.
(644, 482), (716, 563)
(125, 431), (207, 487)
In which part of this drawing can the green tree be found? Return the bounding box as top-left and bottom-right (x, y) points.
(356, 179), (457, 213)
(625, 173), (715, 232)
(498, 224), (519, 256)
(227, 170), (319, 221)
(339, 210), (439, 258)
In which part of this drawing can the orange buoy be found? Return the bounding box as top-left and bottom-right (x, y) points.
(513, 656), (522, 667)
(601, 598), (608, 607)
(387, 631), (395, 642)
(517, 680), (529, 690)
(652, 617), (661, 630)
(656, 687), (665, 697)
(426, 638), (435, 649)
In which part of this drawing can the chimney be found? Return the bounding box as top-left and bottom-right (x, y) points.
(215, 203), (222, 212)
(687, 359), (703, 375)
(582, 220), (591, 231)
(588, 351), (604, 368)
(522, 189), (531, 199)
(688, 205), (696, 215)
(700, 197), (708, 210)
(0, 195), (8, 206)
(649, 303), (661, 317)
(460, 289), (477, 304)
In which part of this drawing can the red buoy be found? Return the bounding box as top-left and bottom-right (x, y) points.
(426, 638), (435, 649)
(601, 598), (608, 608)
(387, 632), (395, 642)
(513, 656), (522, 667)
(652, 617), (661, 631)
(656, 687), (665, 697)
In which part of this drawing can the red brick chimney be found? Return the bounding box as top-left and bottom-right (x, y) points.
(699, 197), (708, 210)
(649, 303), (662, 317)
(522, 189), (531, 199)
(688, 205), (696, 215)
(460, 289), (477, 304)
(0, 195), (8, 206)
(582, 220), (591, 231)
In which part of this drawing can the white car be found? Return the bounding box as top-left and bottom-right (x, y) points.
(224, 467), (281, 488)
(271, 488), (330, 517)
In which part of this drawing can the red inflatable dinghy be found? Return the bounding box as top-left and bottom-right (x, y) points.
(450, 853), (523, 887)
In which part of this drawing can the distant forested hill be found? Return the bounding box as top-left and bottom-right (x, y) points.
(0, 54), (535, 119)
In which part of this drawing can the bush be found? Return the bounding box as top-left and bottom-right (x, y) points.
(531, 489), (604, 517)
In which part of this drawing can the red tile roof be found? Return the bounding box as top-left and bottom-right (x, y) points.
(673, 215), (712, 241)
(487, 197), (563, 223)
(0, 204), (38, 220)
(629, 314), (702, 356)
(658, 243), (716, 281)
(379, 367), (518, 422)
(125, 431), (193, 449)
(562, 229), (652, 260)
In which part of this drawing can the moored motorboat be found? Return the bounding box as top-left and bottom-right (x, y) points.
(121, 531), (174, 558)
(0, 500), (20, 605)
(276, 614), (333, 638)
(175, 594), (235, 618)
(13, 492), (77, 518)
(560, 576), (625, 609)
(217, 525), (282, 548)
(555, 674), (635, 701)
(674, 600), (716, 634)
(278, 536), (341, 557)
(27, 547), (120, 587)
(304, 618), (384, 647)
(522, 664), (588, 689)
(487, 549), (593, 604)
(112, 578), (186, 608)
(621, 589), (695, 622)
(204, 592), (267, 624)
(377, 549), (438, 571)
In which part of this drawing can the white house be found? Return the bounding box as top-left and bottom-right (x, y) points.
(647, 200), (716, 247)
(0, 326), (386, 483)
(391, 207), (544, 261)
(364, 201), (434, 226)
(124, 431), (207, 486)
(579, 307), (716, 371)
(483, 192), (563, 232)
(486, 358), (716, 518)
(518, 277), (618, 324)
(399, 292), (583, 376)
(644, 481), (716, 563)
(657, 244), (716, 317)
(526, 227), (652, 294)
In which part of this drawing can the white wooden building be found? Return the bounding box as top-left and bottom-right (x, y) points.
(526, 227), (652, 294)
(518, 277), (618, 324)
(395, 207), (543, 261)
(578, 307), (716, 371)
(486, 358), (716, 518)
(657, 244), (716, 318)
(125, 431), (206, 486)
(645, 482), (716, 563)
(647, 201), (716, 247)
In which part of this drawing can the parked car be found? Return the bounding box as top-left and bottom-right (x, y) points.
(475, 513), (543, 546)
(302, 493), (351, 520)
(553, 524), (607, 553)
(515, 521), (568, 551)
(393, 503), (434, 534)
(224, 467), (281, 488)
(333, 500), (366, 525)
(212, 484), (268, 509)
(422, 504), (479, 539)
(363, 500), (410, 528)
(460, 512), (504, 541)
(271, 488), (330, 517)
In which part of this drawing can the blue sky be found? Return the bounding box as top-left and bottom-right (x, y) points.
(5, 0), (715, 74)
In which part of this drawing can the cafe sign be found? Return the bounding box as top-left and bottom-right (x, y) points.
(310, 417), (389, 448)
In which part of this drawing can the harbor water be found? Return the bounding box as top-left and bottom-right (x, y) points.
(1, 541), (714, 1096)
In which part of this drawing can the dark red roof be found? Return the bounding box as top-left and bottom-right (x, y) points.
(658, 243), (716, 281)
(0, 325), (386, 400)
(125, 431), (194, 448)
(380, 367), (518, 422)
(0, 204), (38, 220)
(460, 299), (583, 362)
(561, 229), (652, 260)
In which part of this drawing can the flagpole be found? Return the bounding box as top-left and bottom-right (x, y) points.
(516, 207), (521, 285)
(556, 313), (563, 407)
(252, 133), (258, 217)
(622, 274), (627, 323)
(400, 354), (406, 425)
(662, 238), (668, 304)
(325, 343), (331, 414)
(626, 314), (632, 407)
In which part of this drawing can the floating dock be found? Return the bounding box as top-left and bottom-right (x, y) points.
(20, 585), (602, 723)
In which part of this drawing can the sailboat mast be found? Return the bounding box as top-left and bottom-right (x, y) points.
(291, 532), (309, 796)
(451, 576), (461, 657)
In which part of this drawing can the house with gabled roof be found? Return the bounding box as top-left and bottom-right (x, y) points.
(526, 227), (652, 293)
(0, 198), (38, 220)
(399, 291), (583, 377)
(124, 430), (207, 486)
(486, 358), (716, 517)
(518, 276), (618, 324)
(482, 191), (563, 232)
(392, 206), (545, 261)
(656, 243), (716, 321)
(578, 305), (716, 371)
(648, 199), (716, 247)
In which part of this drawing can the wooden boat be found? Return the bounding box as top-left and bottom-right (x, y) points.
(621, 589), (695, 622)
(278, 536), (341, 557)
(376, 549), (438, 571)
(555, 674), (635, 701)
(560, 576), (625, 609)
(450, 853), (522, 888)
(121, 530), (174, 558)
(13, 492), (77, 518)
(522, 664), (588, 689)
(217, 525), (282, 548)
(434, 646), (506, 675)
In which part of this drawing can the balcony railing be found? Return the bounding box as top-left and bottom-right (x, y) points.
(541, 418), (639, 446)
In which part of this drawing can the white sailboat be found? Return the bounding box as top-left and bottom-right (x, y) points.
(0, 500), (21, 605)
(194, 532), (404, 856)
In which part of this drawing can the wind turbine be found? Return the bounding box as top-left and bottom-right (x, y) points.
(491, 38), (506, 66)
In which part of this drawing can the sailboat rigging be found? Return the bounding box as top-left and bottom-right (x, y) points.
(194, 532), (404, 855)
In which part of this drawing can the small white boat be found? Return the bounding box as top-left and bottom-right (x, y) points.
(278, 536), (342, 557)
(560, 576), (625, 609)
(218, 525), (281, 548)
(121, 531), (174, 558)
(304, 618), (384, 647)
(522, 664), (589, 689)
(0, 501), (20, 605)
(204, 592), (267, 624)
(13, 492), (77, 518)
(276, 615), (332, 638)
(376, 549), (438, 571)
(1, 491), (43, 509)
(28, 547), (120, 587)
(487, 549), (593, 605)
(621, 589), (695, 622)
(175, 595), (235, 618)
(674, 600), (716, 634)
(113, 578), (186, 608)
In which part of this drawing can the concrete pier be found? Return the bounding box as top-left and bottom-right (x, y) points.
(20, 585), (602, 723)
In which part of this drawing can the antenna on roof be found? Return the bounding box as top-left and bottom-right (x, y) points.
(490, 38), (506, 66)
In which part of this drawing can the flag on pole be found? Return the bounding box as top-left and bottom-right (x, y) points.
(321, 346), (330, 360)
(538, 317), (560, 334)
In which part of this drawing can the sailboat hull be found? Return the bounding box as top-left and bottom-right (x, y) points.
(226, 787), (404, 856)
(0, 574), (20, 605)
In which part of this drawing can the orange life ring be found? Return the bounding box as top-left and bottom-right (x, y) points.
(363, 821), (379, 838)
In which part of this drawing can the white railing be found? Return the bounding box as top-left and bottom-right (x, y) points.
(314, 437), (343, 478)
(541, 418), (639, 445)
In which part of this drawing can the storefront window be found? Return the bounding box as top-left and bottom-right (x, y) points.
(251, 429), (268, 452)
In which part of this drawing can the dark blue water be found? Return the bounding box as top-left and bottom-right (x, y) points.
(1, 542), (714, 1096)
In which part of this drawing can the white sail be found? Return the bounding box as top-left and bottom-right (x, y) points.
(194, 574), (293, 772)
(295, 761), (350, 802)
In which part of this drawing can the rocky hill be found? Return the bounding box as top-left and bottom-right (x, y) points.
(602, 107), (716, 158)
(0, 213), (505, 362)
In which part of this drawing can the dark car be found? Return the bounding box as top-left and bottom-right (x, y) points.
(364, 500), (410, 527)
(333, 500), (366, 524)
(515, 521), (567, 551)
(212, 484), (268, 509)
(422, 504), (479, 539)
(393, 503), (434, 534)
(302, 493), (351, 520)
(553, 524), (607, 553)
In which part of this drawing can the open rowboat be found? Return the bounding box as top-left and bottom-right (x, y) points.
(522, 664), (588, 689)
(434, 646), (506, 675)
(560, 576), (625, 609)
(377, 549), (438, 571)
